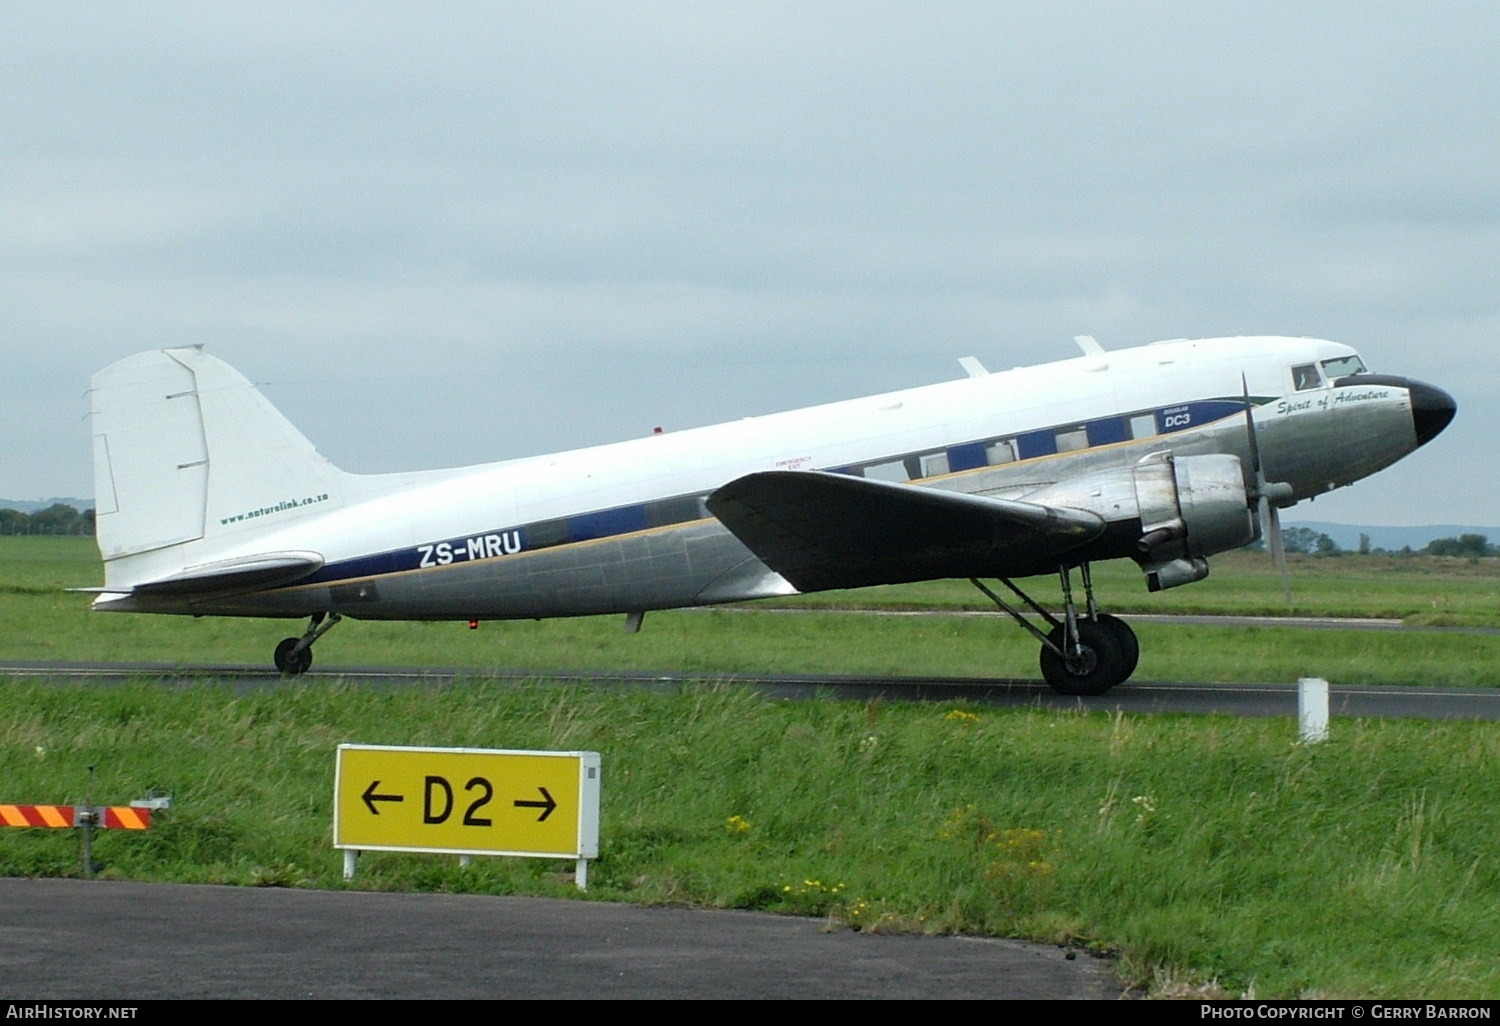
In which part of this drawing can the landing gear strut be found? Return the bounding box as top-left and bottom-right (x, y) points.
(273, 612), (342, 676)
(970, 564), (1138, 696)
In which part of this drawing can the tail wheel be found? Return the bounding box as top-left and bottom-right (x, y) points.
(274, 637), (313, 676)
(1039, 619), (1127, 696)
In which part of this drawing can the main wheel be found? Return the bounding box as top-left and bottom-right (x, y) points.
(1091, 614), (1140, 682)
(273, 637), (313, 676)
(1039, 619), (1127, 696)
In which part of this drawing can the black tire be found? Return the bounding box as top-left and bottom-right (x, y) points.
(1039, 619), (1126, 696)
(273, 637), (313, 676)
(1092, 614), (1140, 682)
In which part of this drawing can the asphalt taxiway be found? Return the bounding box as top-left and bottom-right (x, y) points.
(3, 660), (1497, 720)
(0, 878), (1120, 1000)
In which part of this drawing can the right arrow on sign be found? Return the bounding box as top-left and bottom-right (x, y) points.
(513, 787), (556, 822)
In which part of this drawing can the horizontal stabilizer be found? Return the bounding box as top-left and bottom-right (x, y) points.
(707, 471), (1104, 592)
(126, 551), (324, 597)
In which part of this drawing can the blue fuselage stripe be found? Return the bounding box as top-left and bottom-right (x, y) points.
(290, 395), (1265, 591)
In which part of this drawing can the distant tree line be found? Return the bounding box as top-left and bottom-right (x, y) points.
(0, 504), (95, 536)
(0, 501), (1493, 556)
(1424, 533), (1495, 558)
(1282, 527), (1341, 556)
(1248, 529), (1494, 558)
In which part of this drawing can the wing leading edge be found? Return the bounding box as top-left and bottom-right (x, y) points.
(706, 471), (1104, 592)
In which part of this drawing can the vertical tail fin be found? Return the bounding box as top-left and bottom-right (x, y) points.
(91, 348), (347, 578)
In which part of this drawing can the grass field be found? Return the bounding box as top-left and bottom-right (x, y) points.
(2, 537), (1499, 997)
(777, 549), (1500, 627)
(1, 680), (1496, 998)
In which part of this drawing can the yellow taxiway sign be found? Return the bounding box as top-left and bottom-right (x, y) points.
(334, 745), (600, 858)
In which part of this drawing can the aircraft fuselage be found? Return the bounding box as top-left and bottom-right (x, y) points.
(91, 335), (1452, 623)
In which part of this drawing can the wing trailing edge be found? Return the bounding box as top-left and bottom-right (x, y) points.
(706, 471), (1104, 592)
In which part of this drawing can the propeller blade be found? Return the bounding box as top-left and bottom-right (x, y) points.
(1245, 375), (1292, 606)
(1241, 374), (1265, 481)
(1263, 498), (1291, 607)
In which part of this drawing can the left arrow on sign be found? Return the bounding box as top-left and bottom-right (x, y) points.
(361, 781), (405, 815)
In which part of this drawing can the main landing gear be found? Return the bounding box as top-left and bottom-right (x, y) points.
(970, 564), (1139, 696)
(273, 612), (342, 676)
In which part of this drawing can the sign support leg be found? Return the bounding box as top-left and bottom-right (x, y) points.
(80, 811), (94, 880)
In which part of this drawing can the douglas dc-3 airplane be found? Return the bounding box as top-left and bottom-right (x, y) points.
(84, 335), (1454, 694)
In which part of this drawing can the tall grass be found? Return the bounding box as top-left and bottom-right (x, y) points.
(0, 679), (1495, 997)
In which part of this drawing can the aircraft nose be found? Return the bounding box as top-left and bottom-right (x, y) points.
(1409, 380), (1456, 447)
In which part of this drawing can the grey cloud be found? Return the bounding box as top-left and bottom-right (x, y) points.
(0, 2), (1494, 520)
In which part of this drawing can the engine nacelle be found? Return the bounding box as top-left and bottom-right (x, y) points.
(1133, 451), (1256, 565)
(1022, 451), (1255, 591)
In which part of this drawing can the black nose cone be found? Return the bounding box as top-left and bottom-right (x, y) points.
(1410, 381), (1456, 447)
(1334, 373), (1457, 447)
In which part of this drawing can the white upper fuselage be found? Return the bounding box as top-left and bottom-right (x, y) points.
(227, 336), (1362, 554)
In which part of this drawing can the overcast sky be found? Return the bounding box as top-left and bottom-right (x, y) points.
(2, 1), (1495, 525)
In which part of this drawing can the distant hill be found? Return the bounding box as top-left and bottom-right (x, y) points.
(1283, 521), (1500, 552)
(0, 498), (93, 514)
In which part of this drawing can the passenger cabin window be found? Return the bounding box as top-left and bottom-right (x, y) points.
(1321, 356), (1367, 379)
(1129, 413), (1157, 439)
(1054, 426), (1089, 453)
(921, 452), (950, 477)
(1291, 363), (1323, 391)
(986, 439), (1015, 464)
(862, 459), (912, 483)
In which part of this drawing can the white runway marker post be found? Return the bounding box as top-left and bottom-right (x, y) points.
(1298, 677), (1330, 743)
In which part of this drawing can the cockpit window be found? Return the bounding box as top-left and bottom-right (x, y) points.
(1291, 363), (1323, 391)
(1321, 356), (1367, 379)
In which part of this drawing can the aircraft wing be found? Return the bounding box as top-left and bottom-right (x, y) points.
(706, 471), (1105, 592)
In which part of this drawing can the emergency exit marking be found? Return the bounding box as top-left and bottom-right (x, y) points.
(334, 745), (600, 885)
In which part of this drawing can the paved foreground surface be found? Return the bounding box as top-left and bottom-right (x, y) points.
(0, 878), (1120, 1000)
